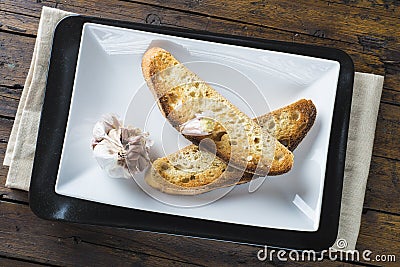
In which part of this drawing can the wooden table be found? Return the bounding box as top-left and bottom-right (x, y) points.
(0, 1), (399, 266)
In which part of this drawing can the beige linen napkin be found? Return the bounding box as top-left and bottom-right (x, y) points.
(3, 7), (73, 190)
(333, 72), (383, 251)
(3, 7), (384, 251)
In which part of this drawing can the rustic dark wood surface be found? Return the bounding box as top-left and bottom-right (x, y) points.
(0, 0), (399, 266)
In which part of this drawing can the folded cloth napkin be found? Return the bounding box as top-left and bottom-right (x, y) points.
(3, 7), (73, 190)
(3, 7), (384, 251)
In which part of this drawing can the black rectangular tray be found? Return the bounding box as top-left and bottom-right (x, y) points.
(29, 15), (354, 251)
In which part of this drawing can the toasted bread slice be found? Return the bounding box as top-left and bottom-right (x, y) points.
(142, 47), (293, 176)
(147, 99), (317, 195)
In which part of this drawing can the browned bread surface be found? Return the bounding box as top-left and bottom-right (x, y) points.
(260, 99), (317, 151)
(142, 47), (293, 176)
(146, 145), (254, 195)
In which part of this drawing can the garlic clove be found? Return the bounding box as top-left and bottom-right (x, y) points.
(102, 113), (122, 133)
(92, 121), (107, 142)
(93, 140), (124, 178)
(179, 114), (216, 136)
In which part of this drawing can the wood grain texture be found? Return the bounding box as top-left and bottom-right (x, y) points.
(326, 0), (400, 17)
(373, 103), (400, 160)
(0, 95), (19, 119)
(0, 117), (13, 143)
(2, 0), (400, 93)
(0, 10), (39, 36)
(0, 205), (199, 267)
(129, 0), (400, 49)
(0, 0), (52, 16)
(357, 210), (400, 266)
(54, 0), (400, 92)
(381, 88), (400, 106)
(365, 156), (400, 213)
(0, 257), (47, 267)
(0, 0), (399, 266)
(0, 85), (22, 118)
(0, 31), (34, 88)
(0, 201), (386, 266)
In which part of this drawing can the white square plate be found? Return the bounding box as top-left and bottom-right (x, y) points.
(55, 23), (340, 232)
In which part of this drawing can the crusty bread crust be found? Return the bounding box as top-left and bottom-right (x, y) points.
(262, 99), (317, 151)
(147, 99), (316, 194)
(142, 47), (293, 176)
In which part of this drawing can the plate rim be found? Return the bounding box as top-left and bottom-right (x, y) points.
(29, 15), (354, 251)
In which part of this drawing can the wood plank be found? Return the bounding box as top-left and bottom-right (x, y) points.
(364, 156), (400, 214)
(326, 0), (400, 18)
(0, 117), (13, 143)
(5, 0), (399, 47)
(0, 32), (34, 88)
(0, 85), (23, 100)
(372, 103), (400, 160)
(0, 84), (21, 121)
(0, 95), (19, 119)
(0, 230), (197, 266)
(383, 49), (400, 93)
(360, 209), (400, 245)
(0, 202), (201, 266)
(0, 201), (378, 266)
(201, 17), (391, 77)
(43, 1), (400, 94)
(381, 88), (400, 106)
(0, 0), (52, 17)
(0, 1), (400, 96)
(357, 210), (400, 266)
(0, 10), (39, 36)
(52, 0), (400, 61)
(0, 257), (47, 267)
(0, 86), (21, 118)
(1, 1), (400, 94)
(127, 0), (400, 49)
(48, 0), (212, 30)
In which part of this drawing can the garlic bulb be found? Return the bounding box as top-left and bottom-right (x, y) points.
(91, 114), (153, 178)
